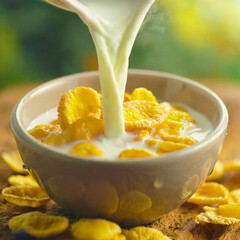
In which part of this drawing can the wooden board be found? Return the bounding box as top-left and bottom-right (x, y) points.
(1, 82), (240, 239)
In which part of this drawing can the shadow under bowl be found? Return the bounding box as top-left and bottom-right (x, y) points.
(11, 69), (228, 226)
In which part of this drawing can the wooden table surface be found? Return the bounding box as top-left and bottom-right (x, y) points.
(1, 82), (240, 240)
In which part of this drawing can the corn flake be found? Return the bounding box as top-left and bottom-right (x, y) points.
(8, 211), (69, 238)
(44, 132), (65, 146)
(207, 161), (224, 181)
(28, 124), (60, 142)
(65, 116), (104, 142)
(224, 159), (240, 171)
(146, 139), (188, 153)
(69, 142), (104, 157)
(119, 149), (156, 159)
(2, 186), (50, 207)
(187, 182), (229, 205)
(157, 129), (197, 145)
(165, 119), (184, 130)
(196, 204), (240, 225)
(8, 175), (38, 187)
(71, 218), (121, 240)
(120, 190), (152, 214)
(168, 110), (196, 124)
(131, 88), (157, 103)
(124, 227), (171, 240)
(228, 189), (240, 204)
(134, 130), (150, 141)
(1, 151), (27, 174)
(58, 87), (101, 130)
(124, 101), (172, 131)
(113, 235), (127, 240)
(124, 93), (131, 102)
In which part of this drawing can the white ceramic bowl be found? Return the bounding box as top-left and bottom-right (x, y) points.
(11, 70), (228, 226)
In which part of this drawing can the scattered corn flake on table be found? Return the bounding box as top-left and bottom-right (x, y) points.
(1, 81), (240, 240)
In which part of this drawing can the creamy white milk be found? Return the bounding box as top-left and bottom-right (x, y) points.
(47, 0), (155, 138)
(28, 105), (214, 159)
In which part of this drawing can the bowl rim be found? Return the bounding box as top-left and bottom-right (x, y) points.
(11, 69), (228, 166)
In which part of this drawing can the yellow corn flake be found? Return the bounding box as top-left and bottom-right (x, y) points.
(124, 101), (172, 131)
(196, 204), (240, 225)
(158, 141), (188, 153)
(8, 211), (69, 238)
(119, 190), (152, 214)
(224, 159), (240, 171)
(124, 93), (131, 102)
(71, 218), (121, 240)
(124, 227), (171, 240)
(228, 189), (240, 204)
(58, 87), (101, 130)
(8, 175), (38, 187)
(1, 151), (27, 174)
(85, 181), (119, 216)
(44, 132), (65, 146)
(131, 88), (157, 103)
(145, 139), (164, 148)
(119, 149), (156, 159)
(157, 129), (197, 145)
(28, 124), (60, 142)
(187, 182), (229, 205)
(165, 119), (184, 130)
(2, 186), (50, 207)
(134, 130), (150, 141)
(65, 116), (104, 142)
(207, 161), (224, 181)
(69, 142), (104, 157)
(168, 110), (196, 124)
(50, 119), (60, 126)
(146, 139), (188, 153)
(113, 235), (127, 240)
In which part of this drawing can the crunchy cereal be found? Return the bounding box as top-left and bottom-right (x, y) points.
(187, 182), (229, 205)
(207, 161), (224, 181)
(2, 186), (50, 207)
(8, 175), (38, 187)
(146, 139), (188, 153)
(28, 124), (60, 142)
(8, 211), (69, 238)
(119, 149), (156, 159)
(196, 204), (240, 225)
(224, 159), (240, 171)
(123, 101), (172, 131)
(131, 87), (157, 103)
(71, 218), (121, 240)
(69, 142), (104, 157)
(64, 116), (104, 142)
(124, 226), (171, 240)
(1, 151), (27, 174)
(228, 189), (240, 204)
(58, 87), (101, 130)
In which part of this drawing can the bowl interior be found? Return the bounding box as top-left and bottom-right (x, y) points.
(18, 70), (224, 131)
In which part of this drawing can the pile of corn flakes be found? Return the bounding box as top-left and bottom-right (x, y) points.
(28, 87), (197, 159)
(1, 151), (171, 239)
(187, 159), (240, 225)
(2, 149), (240, 237)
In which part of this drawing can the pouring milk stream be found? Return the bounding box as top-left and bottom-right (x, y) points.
(45, 0), (155, 139)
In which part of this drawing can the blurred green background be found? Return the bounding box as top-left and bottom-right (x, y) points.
(0, 0), (240, 89)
